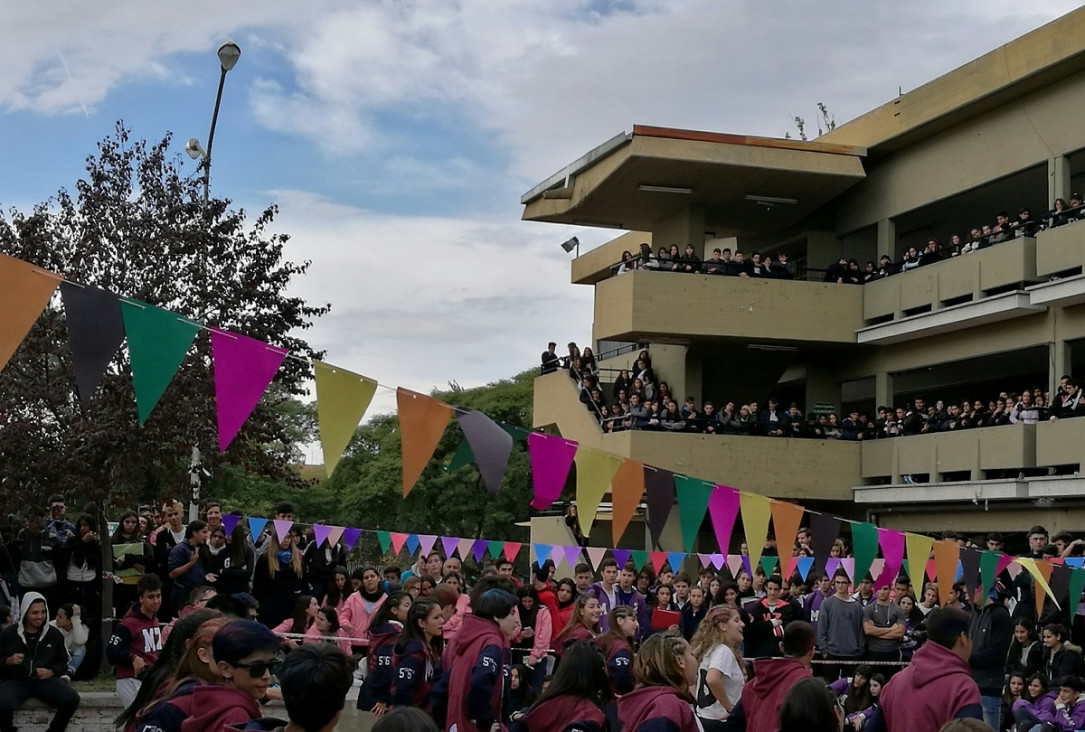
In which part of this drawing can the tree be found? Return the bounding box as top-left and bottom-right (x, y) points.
(0, 123), (329, 515)
(785, 102), (837, 141)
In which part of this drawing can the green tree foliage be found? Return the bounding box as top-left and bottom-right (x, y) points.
(0, 123), (328, 514)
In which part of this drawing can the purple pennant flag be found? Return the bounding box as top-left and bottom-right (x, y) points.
(273, 519), (293, 543)
(698, 554), (711, 568)
(210, 329), (288, 452)
(342, 527), (361, 550)
(418, 534), (438, 557)
(644, 468), (675, 548)
(456, 410), (513, 496)
(221, 514), (240, 536)
(825, 557), (842, 579)
(874, 528), (906, 590)
(312, 524), (331, 548)
(708, 486), (740, 553)
(741, 555), (752, 577)
(528, 433), (578, 510)
(613, 548), (631, 568)
(441, 536), (458, 559)
(810, 512), (842, 577)
(564, 545), (583, 568)
(711, 554), (725, 570)
(472, 539), (488, 563)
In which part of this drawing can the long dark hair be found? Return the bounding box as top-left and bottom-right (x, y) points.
(779, 677), (839, 732)
(517, 586), (540, 629)
(532, 640), (610, 709)
(111, 511), (139, 543)
(596, 606), (636, 658)
(1008, 617), (1038, 668)
(287, 595), (314, 635)
(843, 664), (873, 714)
(226, 521), (248, 568)
(324, 565), (349, 606)
(395, 598), (443, 656)
(370, 591), (411, 632)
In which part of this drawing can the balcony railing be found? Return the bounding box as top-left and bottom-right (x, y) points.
(862, 423), (1036, 483)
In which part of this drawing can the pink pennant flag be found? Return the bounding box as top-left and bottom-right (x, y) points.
(273, 519), (293, 543)
(527, 433), (578, 510)
(698, 553), (712, 568)
(221, 514), (240, 536)
(726, 554), (744, 577)
(874, 528), (905, 590)
(210, 330), (288, 452)
(418, 534), (438, 557)
(391, 532), (409, 555)
(313, 524), (331, 548)
(839, 557), (855, 580)
(1006, 562), (1023, 580)
(564, 546), (583, 568)
(503, 542), (521, 562)
(925, 557), (937, 582)
(711, 554), (725, 570)
(457, 538), (474, 560)
(326, 526), (345, 547)
(996, 554), (1015, 576)
(869, 558), (886, 584)
(441, 536), (458, 559)
(550, 546), (566, 566)
(708, 486), (740, 553)
(586, 547), (608, 570)
(650, 552), (668, 574)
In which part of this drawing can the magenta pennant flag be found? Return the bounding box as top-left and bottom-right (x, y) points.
(586, 547), (607, 570)
(341, 527), (361, 550)
(996, 554), (1015, 576)
(418, 534), (438, 557)
(564, 545), (583, 567)
(391, 532), (409, 555)
(874, 528), (906, 590)
(273, 519), (293, 543)
(711, 553), (725, 570)
(221, 514), (240, 536)
(528, 433), (578, 510)
(708, 486), (740, 553)
(441, 536), (459, 559)
(210, 329), (288, 452)
(312, 524), (331, 548)
(326, 526), (345, 547)
(472, 539), (488, 563)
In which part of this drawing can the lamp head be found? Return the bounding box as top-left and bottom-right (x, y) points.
(185, 138), (206, 160)
(217, 41), (241, 72)
(560, 236), (580, 253)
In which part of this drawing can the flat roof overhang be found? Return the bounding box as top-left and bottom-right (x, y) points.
(522, 125), (867, 236)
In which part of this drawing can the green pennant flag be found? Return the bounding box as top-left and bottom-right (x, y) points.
(674, 476), (714, 552)
(852, 521), (880, 581)
(120, 300), (200, 424)
(446, 438), (475, 472)
(376, 531), (391, 554)
(760, 556), (778, 578)
(488, 540), (505, 559)
(1070, 569), (1085, 619)
(980, 550), (1001, 597)
(631, 550), (649, 571)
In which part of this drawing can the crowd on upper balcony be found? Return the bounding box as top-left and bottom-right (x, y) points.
(612, 242), (798, 279)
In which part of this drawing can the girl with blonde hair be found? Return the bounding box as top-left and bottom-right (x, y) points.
(690, 605), (746, 730)
(617, 632), (700, 731)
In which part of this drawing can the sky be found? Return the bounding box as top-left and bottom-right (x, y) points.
(1, 1), (1080, 457)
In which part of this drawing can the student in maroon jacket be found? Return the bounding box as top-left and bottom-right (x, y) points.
(357, 591), (411, 716)
(727, 620), (815, 732)
(509, 641), (610, 732)
(443, 589), (518, 732)
(617, 631), (701, 731)
(107, 573), (164, 708)
(390, 598), (444, 713)
(551, 594), (602, 660)
(595, 607), (638, 696)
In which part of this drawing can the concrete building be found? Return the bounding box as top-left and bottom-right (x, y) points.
(522, 8), (1085, 553)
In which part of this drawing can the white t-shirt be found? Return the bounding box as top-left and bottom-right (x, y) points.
(695, 643), (744, 721)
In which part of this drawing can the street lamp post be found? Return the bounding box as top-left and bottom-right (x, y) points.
(186, 41), (241, 205)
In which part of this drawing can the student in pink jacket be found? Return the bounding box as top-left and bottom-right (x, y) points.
(302, 606), (351, 655)
(512, 587), (553, 690)
(338, 566), (386, 648)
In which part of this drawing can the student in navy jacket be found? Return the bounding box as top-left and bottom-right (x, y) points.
(595, 606), (638, 696)
(442, 588), (517, 732)
(390, 598), (443, 713)
(357, 591), (411, 715)
(618, 631), (701, 731)
(509, 640), (610, 732)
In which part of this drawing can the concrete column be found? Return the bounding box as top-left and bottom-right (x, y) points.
(877, 218), (896, 260)
(875, 371), (894, 410)
(1050, 156), (1072, 204)
(651, 205), (707, 257)
(804, 365), (839, 417)
(1051, 340), (1071, 398)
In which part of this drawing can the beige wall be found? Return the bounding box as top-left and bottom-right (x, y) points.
(862, 424), (1036, 482)
(571, 231), (652, 285)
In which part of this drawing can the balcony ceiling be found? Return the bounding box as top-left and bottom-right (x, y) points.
(522, 125), (867, 236)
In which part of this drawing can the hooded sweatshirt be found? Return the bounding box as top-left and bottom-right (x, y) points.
(737, 656), (811, 732)
(617, 686), (699, 732)
(391, 638), (441, 710)
(517, 695), (607, 732)
(134, 679), (262, 732)
(880, 639), (982, 731)
(1013, 690), (1085, 732)
(356, 620), (403, 711)
(0, 591), (69, 682)
(107, 603), (164, 679)
(444, 613), (510, 732)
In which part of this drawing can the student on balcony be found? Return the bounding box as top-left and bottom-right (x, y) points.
(771, 252), (796, 279)
(1009, 392), (1043, 424)
(1049, 378), (1085, 420)
(757, 400), (791, 437)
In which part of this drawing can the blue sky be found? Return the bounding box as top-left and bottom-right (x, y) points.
(1, 1), (1081, 452)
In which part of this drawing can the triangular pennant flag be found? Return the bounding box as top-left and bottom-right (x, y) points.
(874, 528), (905, 591)
(455, 409), (514, 496)
(1070, 569), (1085, 618)
(796, 556), (815, 581)
(959, 546), (982, 600)
(980, 550), (1002, 597)
(1014, 557), (1058, 615)
(868, 558), (886, 584)
(770, 500), (804, 579)
(674, 476), (714, 552)
(586, 547), (608, 571)
(631, 550), (649, 571)
(312, 524), (331, 548)
(563, 545), (582, 568)
(418, 534), (438, 557)
(905, 533), (934, 588)
(741, 555), (752, 578)
(740, 492), (772, 570)
(650, 551), (668, 574)
(59, 283), (125, 401)
(851, 521), (880, 584)
(441, 536), (459, 559)
(445, 438), (475, 472)
(313, 361), (377, 477)
(342, 527), (361, 550)
(697, 553), (711, 568)
(839, 557), (855, 580)
(391, 532), (409, 555)
(825, 557), (842, 579)
(503, 543), (521, 562)
(534, 544), (554, 564)
(710, 554), (725, 570)
(397, 388), (451, 498)
(996, 553), (1015, 577)
(457, 538), (474, 560)
(1006, 562), (1023, 580)
(726, 554), (744, 578)
(550, 546), (566, 565)
(326, 526), (345, 548)
(1049, 563), (1072, 608)
(925, 558), (937, 582)
(932, 541), (960, 605)
(810, 513), (842, 577)
(376, 531), (391, 554)
(708, 486), (740, 554)
(613, 549), (631, 569)
(221, 514), (240, 536)
(574, 447), (623, 538)
(611, 460), (645, 546)
(1066, 557), (1085, 569)
(273, 519), (293, 544)
(120, 300), (200, 424)
(759, 556), (778, 578)
(527, 433), (578, 511)
(472, 539), (488, 563)
(405, 534), (420, 555)
(248, 517), (268, 541)
(210, 329), (287, 451)
(488, 540), (505, 560)
(644, 469), (675, 549)
(668, 552), (687, 574)
(0, 254), (60, 373)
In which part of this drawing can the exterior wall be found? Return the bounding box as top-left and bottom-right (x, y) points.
(861, 424), (1036, 482)
(1037, 223), (1085, 277)
(571, 230), (652, 284)
(1036, 418), (1085, 468)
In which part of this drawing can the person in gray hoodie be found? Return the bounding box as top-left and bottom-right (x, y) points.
(0, 591), (80, 732)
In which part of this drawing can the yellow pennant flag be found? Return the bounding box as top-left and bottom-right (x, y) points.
(1014, 557), (1059, 615)
(574, 447), (623, 538)
(905, 533), (934, 589)
(0, 254), (60, 372)
(740, 492), (772, 571)
(313, 361), (376, 477)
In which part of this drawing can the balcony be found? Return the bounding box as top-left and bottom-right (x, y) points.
(1036, 417), (1085, 470)
(592, 270), (864, 344)
(861, 423), (1036, 484)
(1036, 222), (1085, 277)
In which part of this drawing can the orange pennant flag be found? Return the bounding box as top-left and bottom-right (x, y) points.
(611, 460), (645, 546)
(932, 540), (961, 606)
(397, 388), (451, 497)
(0, 254), (60, 372)
(770, 500), (805, 579)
